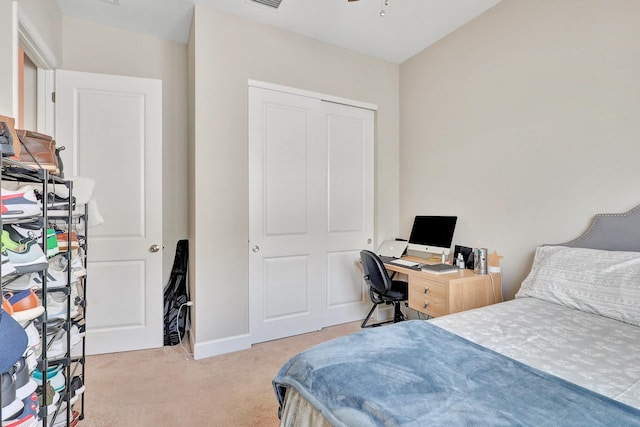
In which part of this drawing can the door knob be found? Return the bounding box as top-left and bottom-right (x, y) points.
(149, 244), (160, 253)
(252, 245), (260, 253)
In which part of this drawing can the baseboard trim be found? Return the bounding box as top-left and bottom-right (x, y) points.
(193, 333), (252, 360)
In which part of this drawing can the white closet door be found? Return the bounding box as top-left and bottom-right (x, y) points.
(248, 87), (324, 343)
(248, 85), (374, 343)
(321, 101), (374, 326)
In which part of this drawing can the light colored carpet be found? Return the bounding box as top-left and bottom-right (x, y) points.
(80, 321), (361, 426)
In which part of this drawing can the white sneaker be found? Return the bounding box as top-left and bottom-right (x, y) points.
(0, 187), (41, 219)
(48, 253), (86, 278)
(45, 292), (78, 321)
(28, 269), (76, 290)
(1, 249), (17, 277)
(47, 325), (84, 358)
(24, 323), (41, 351)
(1, 274), (31, 291)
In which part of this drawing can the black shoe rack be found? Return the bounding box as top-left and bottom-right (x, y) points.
(1, 157), (87, 426)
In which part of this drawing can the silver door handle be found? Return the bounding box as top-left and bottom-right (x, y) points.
(252, 245), (260, 253)
(149, 244), (160, 253)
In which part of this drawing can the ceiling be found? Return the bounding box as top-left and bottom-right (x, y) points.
(55, 0), (502, 64)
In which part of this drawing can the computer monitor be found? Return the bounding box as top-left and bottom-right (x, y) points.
(407, 216), (458, 258)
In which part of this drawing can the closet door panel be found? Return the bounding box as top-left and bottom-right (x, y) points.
(249, 87), (323, 344)
(322, 101), (374, 325)
(249, 84), (375, 343)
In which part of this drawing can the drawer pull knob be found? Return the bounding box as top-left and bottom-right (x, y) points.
(423, 302), (429, 309)
(424, 287), (429, 294)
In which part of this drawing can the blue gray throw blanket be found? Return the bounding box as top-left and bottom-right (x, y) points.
(273, 320), (640, 426)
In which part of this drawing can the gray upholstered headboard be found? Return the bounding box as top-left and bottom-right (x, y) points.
(555, 204), (640, 252)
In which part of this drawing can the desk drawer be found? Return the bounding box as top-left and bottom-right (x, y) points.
(408, 279), (447, 317)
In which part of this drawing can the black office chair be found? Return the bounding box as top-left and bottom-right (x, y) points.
(359, 250), (408, 328)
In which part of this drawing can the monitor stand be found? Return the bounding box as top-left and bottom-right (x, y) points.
(406, 249), (444, 263)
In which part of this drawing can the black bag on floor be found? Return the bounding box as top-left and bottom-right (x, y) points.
(163, 239), (190, 346)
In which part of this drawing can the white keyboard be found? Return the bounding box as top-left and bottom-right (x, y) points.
(389, 259), (422, 268)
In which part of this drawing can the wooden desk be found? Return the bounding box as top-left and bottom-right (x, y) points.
(385, 257), (503, 318)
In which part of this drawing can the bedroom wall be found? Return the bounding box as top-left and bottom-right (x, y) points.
(0, 0), (63, 116)
(400, 0), (640, 299)
(0, 1), (15, 115)
(190, 6), (400, 358)
(62, 16), (189, 285)
(18, 0), (63, 63)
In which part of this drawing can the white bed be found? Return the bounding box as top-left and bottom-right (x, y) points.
(432, 297), (640, 408)
(274, 205), (640, 426)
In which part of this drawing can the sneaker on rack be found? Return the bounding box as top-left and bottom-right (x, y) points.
(47, 324), (84, 358)
(22, 350), (38, 375)
(31, 365), (65, 392)
(42, 192), (76, 218)
(7, 225), (58, 257)
(48, 252), (87, 278)
(71, 252), (86, 277)
(12, 358), (37, 401)
(23, 323), (41, 356)
(2, 413), (37, 427)
(28, 268), (74, 290)
(69, 376), (85, 398)
(56, 231), (79, 252)
(1, 372), (23, 422)
(0, 188), (41, 219)
(1, 391), (38, 427)
(1, 232), (48, 274)
(1, 275), (30, 292)
(0, 230), (25, 253)
(51, 409), (79, 427)
(44, 291), (79, 321)
(46, 228), (59, 257)
(3, 290), (45, 323)
(1, 248), (17, 277)
(2, 224), (37, 242)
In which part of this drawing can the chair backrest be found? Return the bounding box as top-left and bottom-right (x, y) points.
(360, 250), (392, 296)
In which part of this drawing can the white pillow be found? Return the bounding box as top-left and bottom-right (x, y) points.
(516, 245), (640, 326)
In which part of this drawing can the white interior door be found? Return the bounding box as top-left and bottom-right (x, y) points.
(321, 101), (374, 326)
(249, 87), (324, 343)
(249, 85), (373, 343)
(55, 70), (163, 354)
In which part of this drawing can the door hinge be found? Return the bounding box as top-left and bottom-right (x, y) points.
(52, 92), (56, 103)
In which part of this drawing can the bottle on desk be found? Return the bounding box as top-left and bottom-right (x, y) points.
(441, 251), (446, 263)
(456, 253), (465, 269)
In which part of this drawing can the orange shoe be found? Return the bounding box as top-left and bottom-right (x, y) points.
(56, 232), (79, 251)
(4, 289), (44, 323)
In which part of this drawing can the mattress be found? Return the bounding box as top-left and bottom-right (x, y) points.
(278, 297), (640, 425)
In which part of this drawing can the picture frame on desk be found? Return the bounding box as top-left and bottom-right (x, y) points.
(453, 245), (474, 269)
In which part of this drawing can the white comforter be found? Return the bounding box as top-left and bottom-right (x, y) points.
(430, 297), (640, 409)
